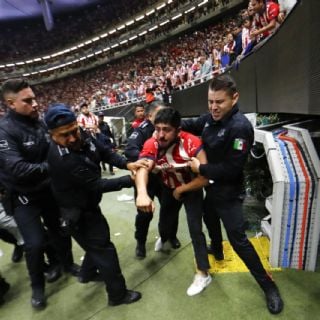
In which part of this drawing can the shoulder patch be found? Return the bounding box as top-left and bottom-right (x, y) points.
(57, 145), (70, 156)
(140, 121), (149, 129)
(233, 138), (247, 151)
(0, 140), (9, 151)
(129, 132), (139, 140)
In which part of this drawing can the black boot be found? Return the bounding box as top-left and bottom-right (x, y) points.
(259, 278), (284, 314)
(0, 277), (10, 305)
(108, 290), (142, 306)
(11, 244), (24, 263)
(135, 242), (146, 259)
(31, 287), (46, 310)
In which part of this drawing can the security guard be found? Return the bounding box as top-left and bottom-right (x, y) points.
(44, 103), (147, 306)
(0, 79), (78, 309)
(187, 75), (284, 314)
(125, 101), (181, 258)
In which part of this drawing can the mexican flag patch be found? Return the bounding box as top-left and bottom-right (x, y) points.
(233, 138), (247, 151)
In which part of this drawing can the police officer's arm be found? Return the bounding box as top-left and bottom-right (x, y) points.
(95, 135), (148, 172)
(190, 125), (253, 181)
(173, 149), (208, 201)
(135, 159), (155, 213)
(0, 129), (48, 183)
(124, 128), (145, 162)
(68, 159), (133, 193)
(181, 113), (210, 136)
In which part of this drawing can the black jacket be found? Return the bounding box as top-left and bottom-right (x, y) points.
(0, 110), (50, 196)
(182, 105), (253, 191)
(47, 131), (132, 211)
(124, 119), (154, 162)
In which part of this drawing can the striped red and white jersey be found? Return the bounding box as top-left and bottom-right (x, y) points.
(139, 131), (203, 189)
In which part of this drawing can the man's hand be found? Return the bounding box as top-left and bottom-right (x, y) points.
(188, 157), (200, 173)
(173, 186), (184, 201)
(127, 159), (150, 174)
(136, 194), (155, 213)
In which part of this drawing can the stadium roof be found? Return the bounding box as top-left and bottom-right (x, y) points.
(0, 0), (104, 22)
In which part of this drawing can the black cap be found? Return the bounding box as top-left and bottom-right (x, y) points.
(45, 103), (76, 130)
(98, 111), (104, 117)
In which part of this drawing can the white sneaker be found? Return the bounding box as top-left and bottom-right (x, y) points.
(187, 274), (212, 296)
(154, 238), (163, 251)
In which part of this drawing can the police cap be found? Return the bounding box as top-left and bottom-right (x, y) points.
(45, 103), (76, 130)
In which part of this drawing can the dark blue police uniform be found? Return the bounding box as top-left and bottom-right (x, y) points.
(47, 128), (134, 303)
(183, 105), (275, 285)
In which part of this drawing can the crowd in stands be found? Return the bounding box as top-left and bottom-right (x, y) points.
(1, 0), (296, 112)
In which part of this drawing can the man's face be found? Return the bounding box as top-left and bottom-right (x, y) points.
(81, 106), (89, 115)
(98, 116), (104, 124)
(50, 121), (81, 151)
(134, 106), (145, 119)
(251, 0), (263, 14)
(208, 89), (239, 121)
(5, 87), (39, 119)
(155, 123), (179, 150)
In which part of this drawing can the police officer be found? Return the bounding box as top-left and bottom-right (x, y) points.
(0, 79), (79, 309)
(44, 103), (147, 306)
(125, 101), (181, 258)
(186, 75), (284, 314)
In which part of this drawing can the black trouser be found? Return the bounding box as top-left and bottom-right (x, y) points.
(160, 187), (209, 271)
(134, 173), (164, 244)
(204, 185), (270, 283)
(70, 206), (127, 302)
(13, 191), (73, 290)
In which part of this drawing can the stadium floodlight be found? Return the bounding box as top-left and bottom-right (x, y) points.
(38, 0), (54, 31)
(103, 47), (110, 52)
(0, 65), (5, 68)
(185, 6), (196, 13)
(172, 13), (182, 20)
(129, 35), (138, 41)
(85, 40), (92, 45)
(100, 33), (108, 38)
(63, 49), (70, 54)
(146, 9), (155, 16)
(43, 55), (51, 59)
(94, 51), (102, 55)
(139, 30), (147, 36)
(80, 57), (86, 60)
(149, 25), (158, 32)
(34, 58), (42, 62)
(198, 0), (208, 6)
(16, 62), (25, 65)
(40, 70), (47, 73)
(157, 3), (166, 10)
(167, 0), (173, 3)
(92, 37), (100, 42)
(126, 20), (134, 26)
(26, 60), (33, 64)
(109, 29), (116, 34)
(6, 64), (15, 67)
(70, 46), (77, 51)
(72, 59), (80, 63)
(111, 44), (119, 48)
(23, 73), (30, 76)
(77, 43), (85, 48)
(117, 25), (125, 31)
(160, 19), (169, 26)
(87, 54), (94, 58)
(136, 15), (145, 21)
(120, 40), (128, 44)
(31, 71), (39, 75)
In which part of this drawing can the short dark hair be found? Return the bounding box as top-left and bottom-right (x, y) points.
(209, 74), (237, 97)
(145, 100), (166, 115)
(154, 107), (181, 129)
(1, 79), (30, 101)
(134, 103), (145, 110)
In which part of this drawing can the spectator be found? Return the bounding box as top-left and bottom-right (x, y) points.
(131, 104), (145, 129)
